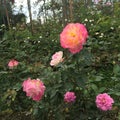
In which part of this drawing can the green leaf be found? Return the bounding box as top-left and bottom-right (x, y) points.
(91, 84), (98, 93)
(13, 83), (22, 91)
(113, 64), (120, 75)
(95, 75), (103, 82)
(33, 108), (38, 115)
(98, 87), (106, 93)
(64, 82), (73, 91)
(50, 90), (58, 99)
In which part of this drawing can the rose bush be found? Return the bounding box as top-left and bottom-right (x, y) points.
(0, 1), (120, 120)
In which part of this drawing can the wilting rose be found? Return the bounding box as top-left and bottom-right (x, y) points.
(60, 23), (88, 54)
(64, 91), (76, 103)
(96, 93), (114, 111)
(50, 51), (64, 66)
(22, 78), (45, 101)
(8, 59), (19, 69)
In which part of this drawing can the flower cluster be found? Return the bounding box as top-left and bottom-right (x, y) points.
(22, 78), (46, 101)
(96, 93), (114, 111)
(60, 23), (88, 54)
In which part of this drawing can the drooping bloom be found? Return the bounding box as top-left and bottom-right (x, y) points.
(22, 78), (45, 101)
(50, 51), (64, 66)
(64, 92), (76, 103)
(60, 23), (88, 54)
(8, 59), (19, 69)
(96, 93), (114, 111)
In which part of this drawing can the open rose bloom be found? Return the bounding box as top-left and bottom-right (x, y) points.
(64, 91), (76, 103)
(50, 51), (64, 66)
(96, 93), (114, 111)
(8, 59), (19, 69)
(60, 23), (88, 54)
(22, 78), (45, 101)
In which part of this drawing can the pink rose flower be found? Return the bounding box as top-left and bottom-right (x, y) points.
(60, 23), (88, 54)
(96, 93), (114, 111)
(50, 51), (64, 66)
(64, 91), (76, 103)
(8, 59), (19, 69)
(22, 78), (45, 101)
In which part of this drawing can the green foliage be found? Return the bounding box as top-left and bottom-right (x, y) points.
(0, 1), (120, 120)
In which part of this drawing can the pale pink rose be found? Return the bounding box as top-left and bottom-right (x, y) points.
(94, 0), (102, 4)
(60, 23), (88, 54)
(64, 92), (76, 103)
(106, 2), (112, 6)
(22, 78), (45, 101)
(8, 59), (19, 69)
(50, 51), (63, 66)
(96, 93), (114, 111)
